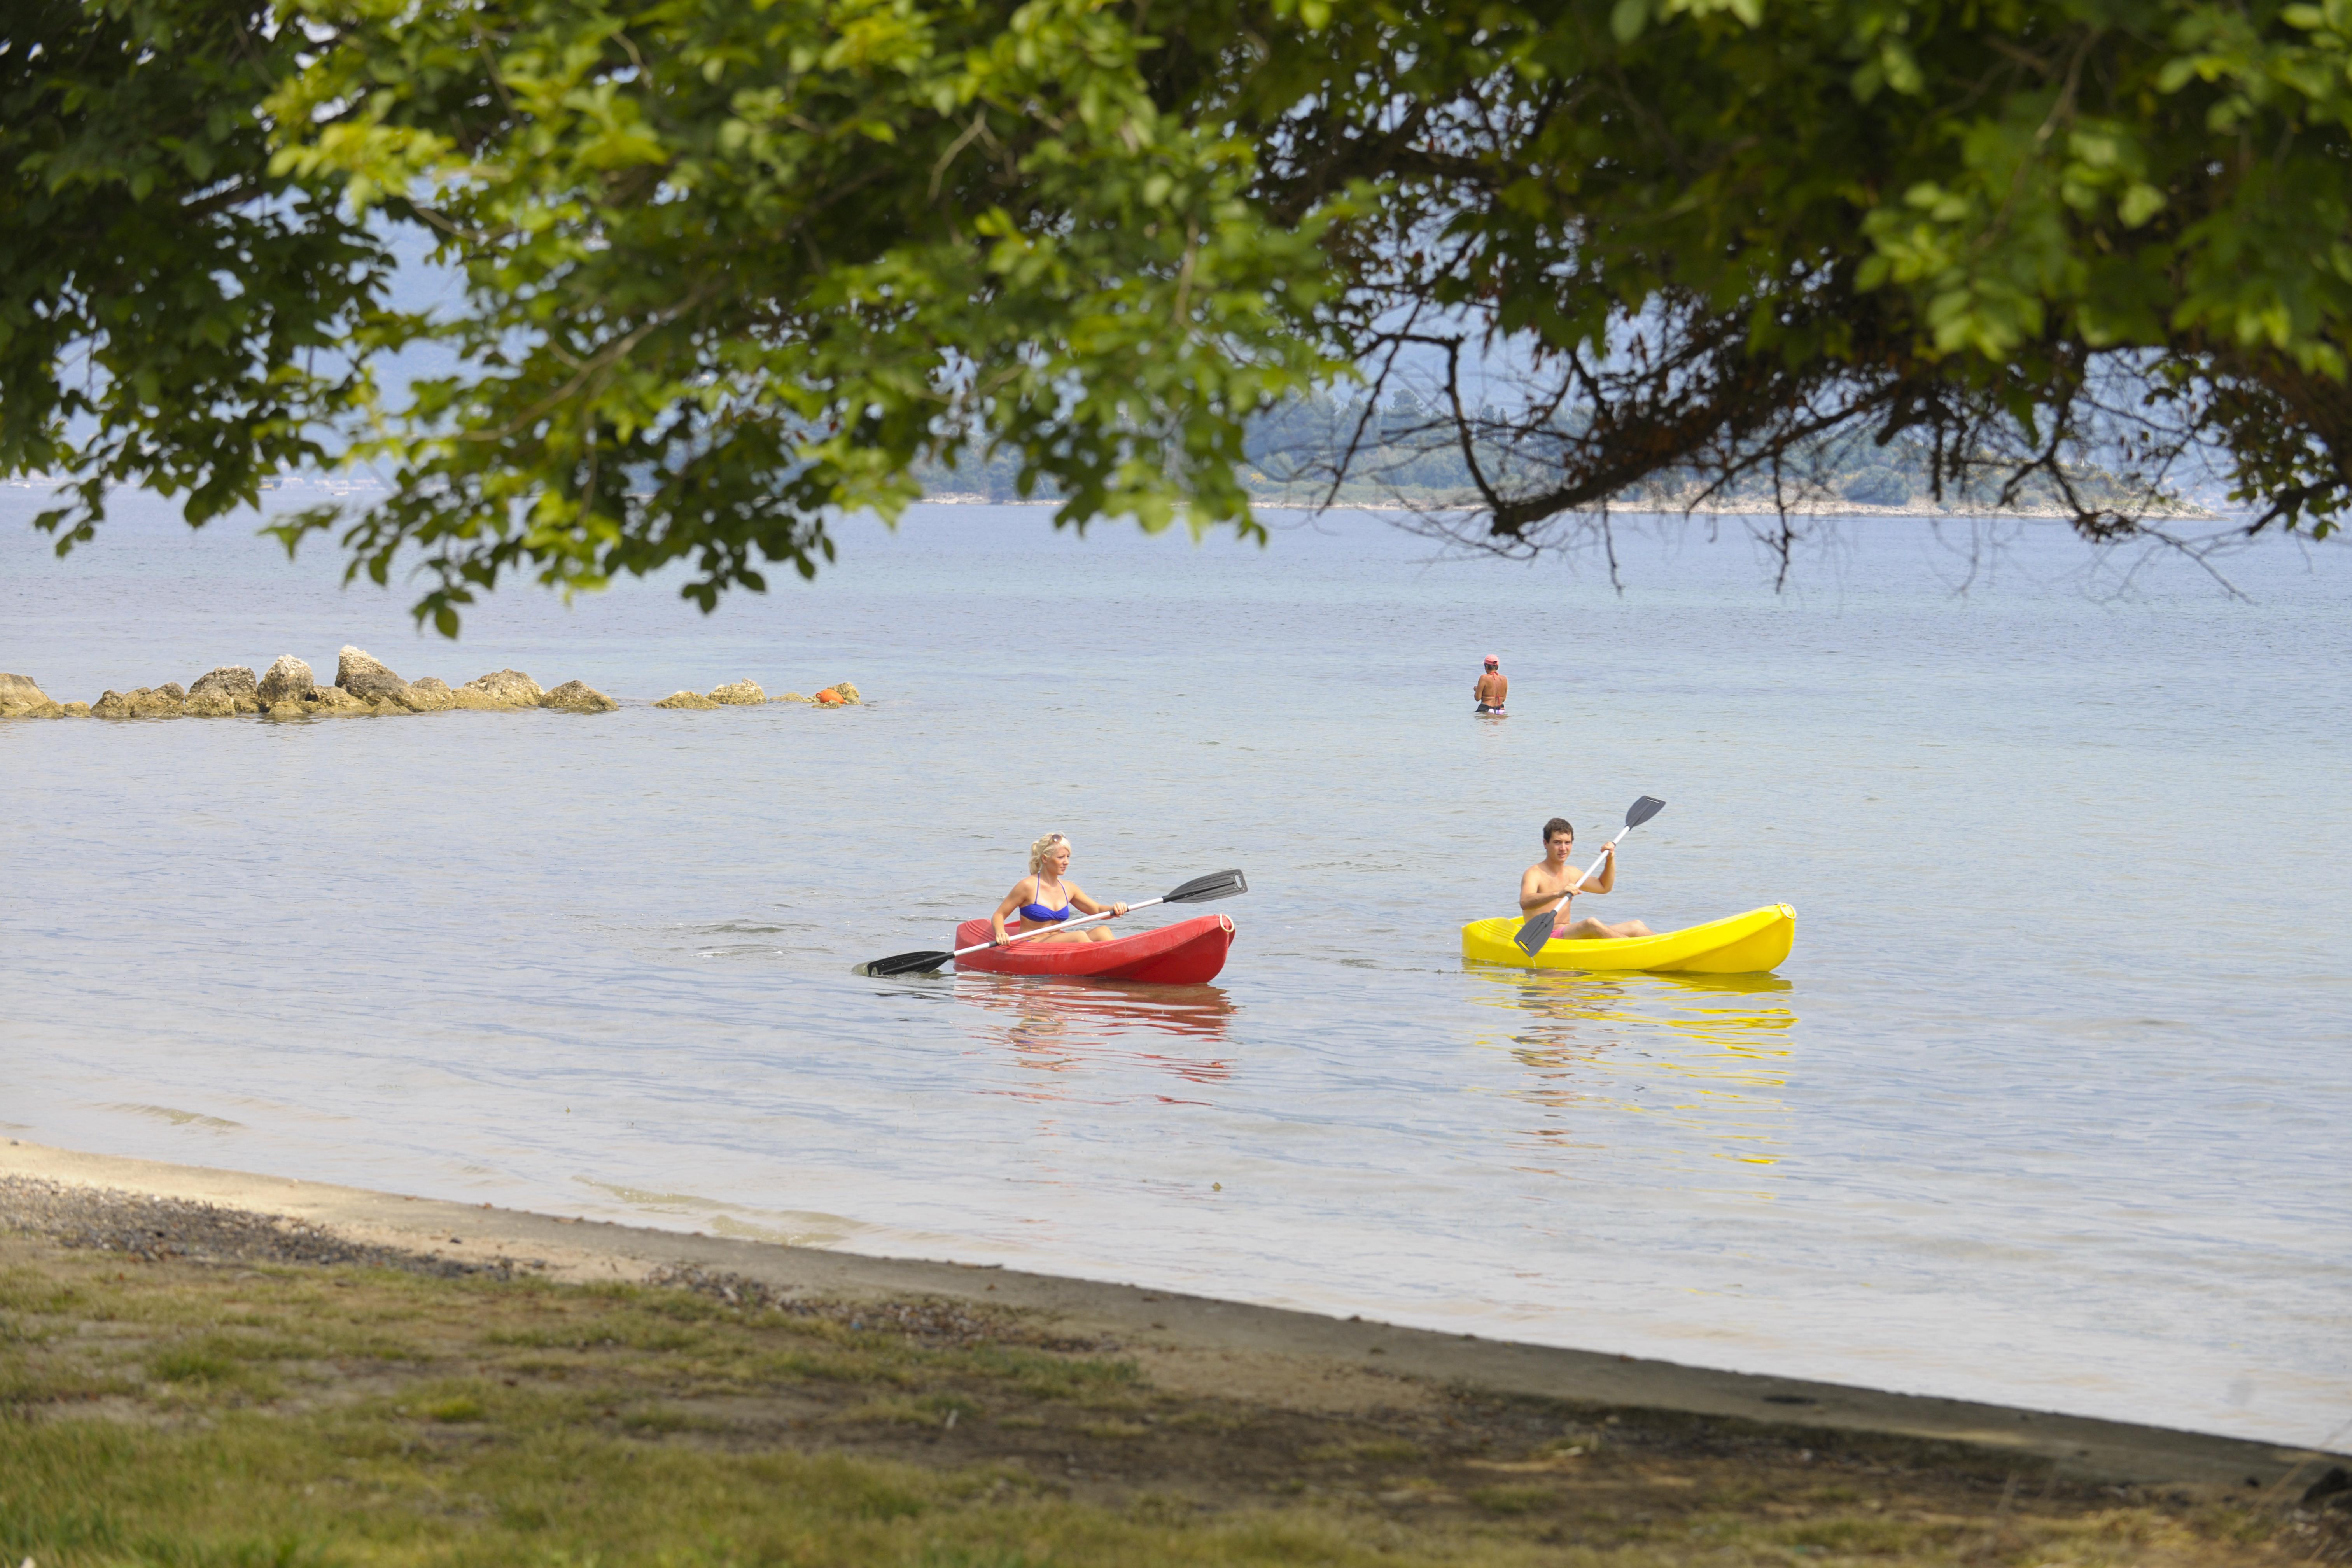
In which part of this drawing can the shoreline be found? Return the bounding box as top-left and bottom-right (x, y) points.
(3, 1136), (2336, 1492)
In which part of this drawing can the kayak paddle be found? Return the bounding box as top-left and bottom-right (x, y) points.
(1514, 796), (1665, 956)
(860, 869), (1249, 977)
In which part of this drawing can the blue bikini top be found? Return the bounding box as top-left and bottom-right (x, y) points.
(1019, 879), (1072, 922)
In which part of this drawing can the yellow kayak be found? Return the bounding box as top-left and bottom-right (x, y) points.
(1460, 903), (1797, 973)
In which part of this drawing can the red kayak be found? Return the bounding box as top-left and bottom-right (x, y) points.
(951, 914), (1236, 983)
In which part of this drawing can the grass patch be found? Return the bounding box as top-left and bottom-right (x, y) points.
(0, 1219), (2330, 1568)
(1304, 1437), (1424, 1463)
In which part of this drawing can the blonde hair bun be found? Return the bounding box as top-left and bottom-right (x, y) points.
(1028, 832), (1070, 875)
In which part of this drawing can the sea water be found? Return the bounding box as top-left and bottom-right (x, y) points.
(2, 492), (2346, 1450)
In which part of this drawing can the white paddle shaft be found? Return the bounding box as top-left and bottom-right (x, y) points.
(1555, 828), (1631, 910)
(957, 896), (1162, 959)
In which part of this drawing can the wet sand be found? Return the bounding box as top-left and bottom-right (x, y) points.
(3, 1136), (2337, 1494)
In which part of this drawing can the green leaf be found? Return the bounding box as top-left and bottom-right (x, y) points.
(2118, 181), (2167, 226)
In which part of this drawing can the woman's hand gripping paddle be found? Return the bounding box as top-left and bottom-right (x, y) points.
(1513, 796), (1666, 956)
(860, 870), (1249, 977)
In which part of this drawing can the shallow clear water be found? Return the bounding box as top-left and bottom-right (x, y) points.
(3, 492), (2347, 1449)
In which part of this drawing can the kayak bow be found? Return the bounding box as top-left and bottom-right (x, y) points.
(1462, 904), (1796, 973)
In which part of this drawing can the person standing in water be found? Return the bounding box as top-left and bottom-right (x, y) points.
(1519, 817), (1655, 940)
(1474, 655), (1508, 714)
(990, 832), (1127, 945)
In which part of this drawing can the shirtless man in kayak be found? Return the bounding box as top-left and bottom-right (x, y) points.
(1474, 655), (1507, 714)
(1520, 817), (1655, 940)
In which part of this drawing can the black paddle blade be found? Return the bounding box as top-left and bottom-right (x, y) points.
(1625, 795), (1666, 828)
(1166, 869), (1248, 903)
(860, 949), (954, 978)
(1513, 909), (1558, 956)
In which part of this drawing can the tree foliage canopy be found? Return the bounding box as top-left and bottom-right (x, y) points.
(5, 0), (2348, 624)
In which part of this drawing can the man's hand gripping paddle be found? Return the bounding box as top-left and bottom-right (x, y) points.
(860, 870), (1249, 977)
(1513, 797), (1666, 956)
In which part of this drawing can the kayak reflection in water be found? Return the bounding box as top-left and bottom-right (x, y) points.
(991, 832), (1128, 946)
(1520, 816), (1656, 940)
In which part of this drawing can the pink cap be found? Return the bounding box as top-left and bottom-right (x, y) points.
(1484, 654), (1499, 665)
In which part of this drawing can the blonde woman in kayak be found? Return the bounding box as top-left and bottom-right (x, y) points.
(1519, 817), (1655, 940)
(990, 833), (1128, 946)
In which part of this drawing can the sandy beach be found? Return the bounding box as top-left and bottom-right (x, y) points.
(7, 1139), (2350, 1563)
(3, 1137), (2339, 1494)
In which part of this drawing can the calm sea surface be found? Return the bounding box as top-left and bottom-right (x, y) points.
(3, 492), (2346, 1449)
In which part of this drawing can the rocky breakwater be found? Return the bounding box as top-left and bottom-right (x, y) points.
(654, 680), (862, 709)
(0, 651), (617, 720)
(0, 672), (79, 718)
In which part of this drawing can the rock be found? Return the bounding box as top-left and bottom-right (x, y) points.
(0, 673), (54, 713)
(92, 687), (184, 719)
(411, 676), (452, 693)
(335, 646), (409, 700)
(61, 701), (90, 718)
(156, 682), (188, 702)
(708, 679), (766, 705)
(443, 688), (508, 711)
(656, 690), (722, 709)
(304, 685), (366, 713)
(264, 700), (307, 720)
(181, 690), (238, 718)
(187, 666), (257, 703)
(463, 669), (544, 707)
(776, 681), (861, 706)
(541, 679), (618, 713)
(257, 655), (315, 703)
(13, 700), (68, 719)
(396, 682), (454, 713)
